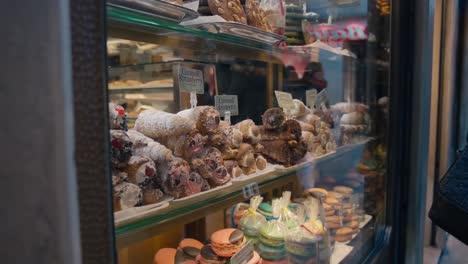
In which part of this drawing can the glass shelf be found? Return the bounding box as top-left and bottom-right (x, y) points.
(108, 86), (173, 94)
(107, 5), (278, 61)
(114, 138), (373, 248)
(108, 60), (182, 70)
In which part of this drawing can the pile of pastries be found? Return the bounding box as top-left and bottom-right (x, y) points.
(305, 187), (361, 244)
(154, 229), (262, 264)
(110, 104), (309, 211)
(290, 99), (337, 157)
(110, 98), (371, 212)
(198, 0), (272, 32)
(153, 188), (371, 264)
(330, 102), (371, 146)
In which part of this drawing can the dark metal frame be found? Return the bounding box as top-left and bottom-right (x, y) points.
(71, 0), (437, 263)
(71, 0), (116, 263)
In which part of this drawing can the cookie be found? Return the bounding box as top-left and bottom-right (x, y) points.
(245, 0), (272, 31)
(208, 0), (247, 24)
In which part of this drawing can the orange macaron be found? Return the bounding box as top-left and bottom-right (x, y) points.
(211, 228), (246, 257)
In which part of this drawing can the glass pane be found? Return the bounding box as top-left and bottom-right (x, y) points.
(106, 0), (390, 263)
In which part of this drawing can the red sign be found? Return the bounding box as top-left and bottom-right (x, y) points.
(304, 23), (368, 44)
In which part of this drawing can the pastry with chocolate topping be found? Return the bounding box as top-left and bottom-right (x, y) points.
(262, 108), (286, 130)
(192, 147), (231, 186)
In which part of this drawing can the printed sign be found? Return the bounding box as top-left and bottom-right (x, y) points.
(242, 183), (260, 199)
(231, 241), (254, 264)
(303, 22), (368, 46)
(215, 95), (239, 116)
(306, 89), (317, 108)
(274, 91), (295, 110)
(178, 67), (204, 94)
(315, 88), (328, 108)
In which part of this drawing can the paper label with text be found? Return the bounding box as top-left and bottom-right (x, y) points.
(231, 241), (254, 264)
(274, 91), (295, 110)
(315, 89), (328, 108)
(306, 89), (317, 108)
(215, 95), (239, 116)
(178, 67), (204, 94)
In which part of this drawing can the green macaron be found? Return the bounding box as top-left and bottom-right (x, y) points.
(258, 243), (286, 260)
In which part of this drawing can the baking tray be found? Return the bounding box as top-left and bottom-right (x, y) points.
(108, 0), (199, 23)
(187, 22), (286, 45)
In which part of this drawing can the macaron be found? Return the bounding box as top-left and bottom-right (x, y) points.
(178, 239), (204, 259)
(210, 228), (246, 257)
(325, 209), (336, 216)
(285, 226), (321, 257)
(198, 245), (226, 264)
(154, 248), (188, 264)
(325, 215), (341, 223)
(259, 222), (286, 247)
(258, 243), (286, 260)
(333, 186), (354, 198)
(335, 227), (354, 242)
(304, 188), (328, 199)
(258, 203), (274, 221)
(327, 191), (344, 201)
(324, 197), (340, 206)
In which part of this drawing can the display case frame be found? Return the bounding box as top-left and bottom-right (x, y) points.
(70, 0), (434, 263)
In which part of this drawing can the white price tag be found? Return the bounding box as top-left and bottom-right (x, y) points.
(242, 183), (260, 199)
(315, 89), (328, 108)
(306, 89), (317, 108)
(215, 95), (239, 116)
(178, 67), (204, 94)
(231, 241), (254, 264)
(224, 111), (231, 125)
(274, 91), (295, 110)
(190, 92), (197, 108)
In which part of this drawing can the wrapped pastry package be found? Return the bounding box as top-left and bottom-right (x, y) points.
(240, 196), (267, 241)
(259, 199), (287, 242)
(278, 191), (301, 229)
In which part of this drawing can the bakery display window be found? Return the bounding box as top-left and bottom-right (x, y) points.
(107, 0), (390, 263)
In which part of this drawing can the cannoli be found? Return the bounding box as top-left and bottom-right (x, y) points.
(110, 130), (133, 168)
(124, 156), (156, 189)
(258, 139), (307, 166)
(127, 130), (174, 163)
(236, 143), (256, 169)
(192, 147), (231, 186)
(177, 106), (221, 134)
(158, 157), (192, 199)
(109, 103), (127, 130)
(224, 160), (243, 178)
(142, 188), (164, 205)
(114, 182), (143, 210)
(262, 108), (286, 130)
(234, 119), (261, 144)
(135, 109), (195, 140)
(255, 155), (267, 170)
